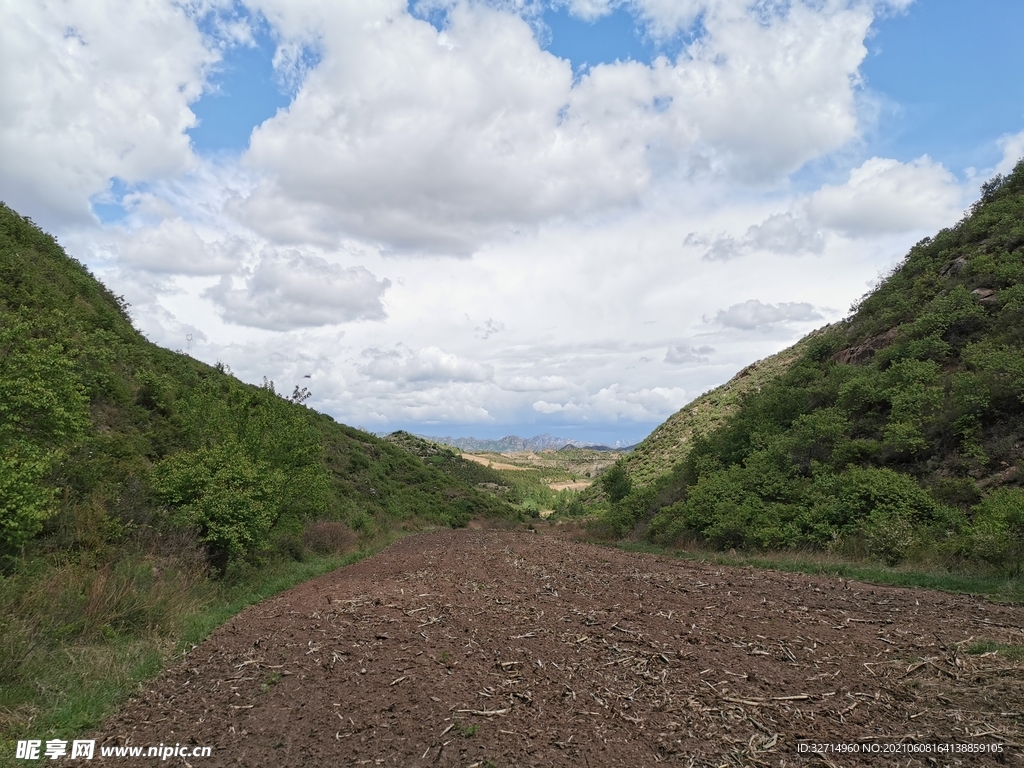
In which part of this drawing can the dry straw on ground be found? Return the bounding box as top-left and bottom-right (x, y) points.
(94, 530), (1024, 766)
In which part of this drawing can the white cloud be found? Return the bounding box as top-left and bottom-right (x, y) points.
(235, 0), (877, 253)
(108, 218), (246, 275)
(687, 212), (826, 261)
(653, 0), (871, 179)
(534, 383), (689, 420)
(503, 375), (571, 392)
(0, 0), (215, 226)
(357, 345), (494, 383)
(566, 0), (616, 21)
(709, 299), (821, 331)
(685, 155), (963, 262)
(241, 2), (646, 253)
(807, 156), (963, 236)
(664, 343), (715, 364)
(996, 131), (1024, 176)
(633, 0), (912, 41)
(205, 248), (390, 330)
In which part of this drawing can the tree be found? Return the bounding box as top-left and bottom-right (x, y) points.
(0, 322), (88, 550)
(601, 463), (632, 503)
(153, 445), (285, 575)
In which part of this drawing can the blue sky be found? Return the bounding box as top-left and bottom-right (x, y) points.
(187, 1), (1024, 175)
(860, 0), (1024, 172)
(187, 19), (292, 155)
(3, 0), (1023, 446)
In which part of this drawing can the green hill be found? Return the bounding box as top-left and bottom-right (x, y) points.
(0, 202), (512, 565)
(599, 332), (823, 495)
(382, 430), (510, 487)
(0, 203), (516, 743)
(597, 162), (1024, 573)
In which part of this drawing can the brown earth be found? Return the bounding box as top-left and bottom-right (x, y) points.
(461, 454), (529, 471)
(547, 481), (592, 492)
(93, 531), (1024, 767)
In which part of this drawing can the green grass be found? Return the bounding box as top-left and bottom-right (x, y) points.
(965, 640), (1024, 659)
(455, 721), (479, 738)
(0, 542), (386, 768)
(613, 541), (1024, 603)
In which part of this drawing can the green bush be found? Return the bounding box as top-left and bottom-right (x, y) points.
(153, 446), (284, 573)
(601, 463), (632, 502)
(970, 488), (1024, 574)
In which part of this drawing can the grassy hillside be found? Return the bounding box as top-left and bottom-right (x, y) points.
(597, 163), (1024, 574)
(584, 333), (821, 500)
(382, 431), (511, 487)
(0, 203), (515, 744)
(383, 433), (606, 516)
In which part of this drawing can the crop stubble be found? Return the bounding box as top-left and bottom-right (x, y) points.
(94, 531), (1024, 766)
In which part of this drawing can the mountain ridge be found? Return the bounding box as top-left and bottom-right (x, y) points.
(406, 433), (635, 453)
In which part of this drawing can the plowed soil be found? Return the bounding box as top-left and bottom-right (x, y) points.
(95, 530), (1024, 767)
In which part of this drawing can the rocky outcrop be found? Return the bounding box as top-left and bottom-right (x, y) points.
(971, 287), (999, 305)
(832, 327), (899, 365)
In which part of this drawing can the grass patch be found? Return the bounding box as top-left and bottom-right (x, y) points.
(612, 541), (1024, 603)
(454, 721), (479, 738)
(965, 640), (1024, 659)
(0, 541), (387, 767)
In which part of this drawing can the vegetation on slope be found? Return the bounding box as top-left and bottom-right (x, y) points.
(579, 334), (819, 506)
(383, 434), (601, 517)
(0, 203), (516, 742)
(597, 163), (1024, 574)
(382, 431), (510, 488)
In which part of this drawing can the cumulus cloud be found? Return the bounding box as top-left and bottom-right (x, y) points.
(807, 156), (963, 236)
(235, 0), (876, 253)
(206, 248), (390, 330)
(995, 131), (1024, 176)
(110, 219), (246, 275)
(0, 0), (215, 225)
(565, 0), (616, 21)
(685, 155), (964, 261)
(664, 343), (715, 364)
(534, 383), (689, 421)
(358, 345), (494, 383)
(240, 2), (646, 253)
(709, 299), (821, 331)
(687, 212), (825, 261)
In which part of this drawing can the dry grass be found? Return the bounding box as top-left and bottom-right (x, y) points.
(301, 520), (358, 555)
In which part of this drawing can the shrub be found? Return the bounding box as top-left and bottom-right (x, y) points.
(301, 520), (357, 555)
(601, 463), (632, 503)
(970, 488), (1024, 574)
(863, 507), (916, 566)
(272, 533), (305, 562)
(153, 445), (285, 574)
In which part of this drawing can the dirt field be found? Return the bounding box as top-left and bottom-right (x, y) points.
(461, 454), (529, 471)
(547, 480), (592, 492)
(94, 531), (1024, 766)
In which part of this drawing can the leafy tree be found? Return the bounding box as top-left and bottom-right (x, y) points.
(0, 322), (88, 550)
(153, 445), (285, 574)
(970, 488), (1024, 575)
(601, 463), (632, 502)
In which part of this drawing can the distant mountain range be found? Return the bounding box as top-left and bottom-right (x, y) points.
(398, 433), (635, 453)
